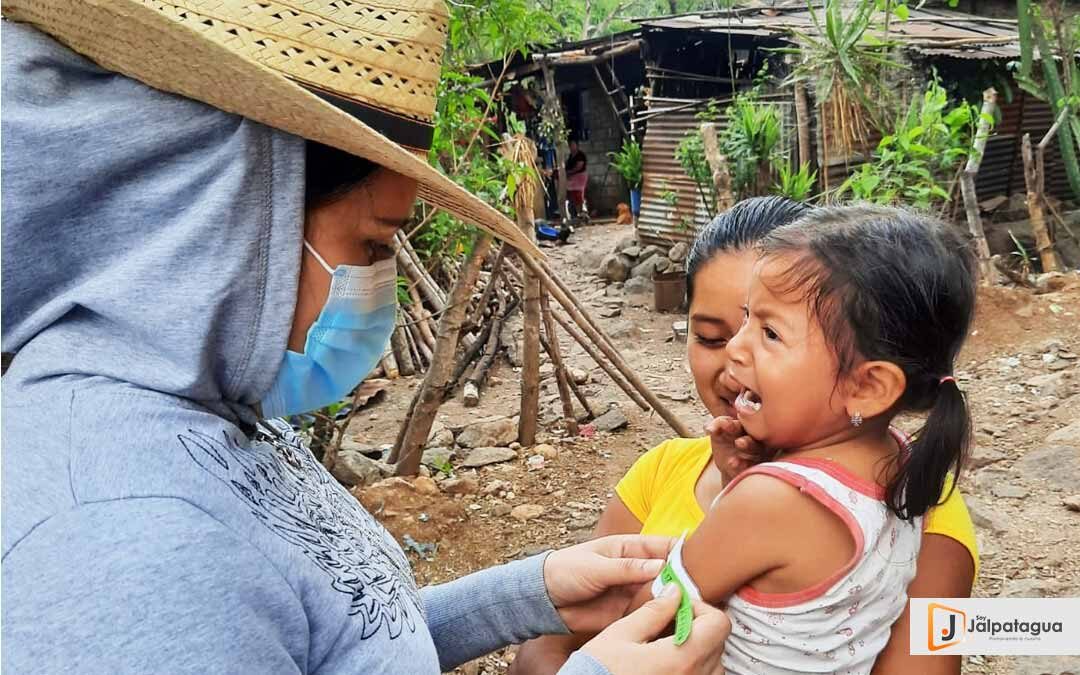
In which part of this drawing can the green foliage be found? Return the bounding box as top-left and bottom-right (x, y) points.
(839, 78), (983, 209)
(1015, 1), (1080, 201)
(675, 131), (716, 216)
(609, 139), (643, 190)
(718, 93), (783, 197)
(773, 162), (818, 202)
(1009, 229), (1033, 277)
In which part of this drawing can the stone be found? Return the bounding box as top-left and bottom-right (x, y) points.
(340, 437), (383, 459)
(510, 504), (544, 521)
(533, 443), (560, 460)
(421, 447), (456, 469)
(622, 245), (642, 259)
(614, 235), (637, 253)
(569, 368), (590, 384)
(968, 500), (1011, 534)
(460, 446), (517, 468)
(1046, 420), (1080, 445)
(441, 476), (479, 495)
(630, 256), (663, 279)
(967, 446), (1007, 470)
(622, 275), (652, 295)
(638, 244), (664, 262)
(426, 422), (454, 449)
(491, 501), (512, 517)
(482, 479), (511, 496)
(598, 253), (632, 282)
(623, 276), (653, 296)
(526, 454), (546, 470)
(998, 577), (1063, 598)
(330, 450), (392, 487)
(413, 476), (440, 495)
(991, 483), (1029, 499)
(1063, 495), (1080, 512)
(457, 416), (518, 448)
(576, 248), (606, 273)
(1016, 445), (1080, 491)
(1011, 656), (1079, 675)
(668, 241), (689, 262)
(599, 306), (622, 318)
(973, 467), (1011, 493)
(594, 405), (629, 433)
(1026, 371), (1072, 398)
(1049, 394), (1080, 423)
(654, 257), (673, 274)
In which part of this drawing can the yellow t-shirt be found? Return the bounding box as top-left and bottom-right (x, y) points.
(615, 436), (979, 580)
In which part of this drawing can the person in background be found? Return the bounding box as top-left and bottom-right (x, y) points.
(566, 140), (589, 220)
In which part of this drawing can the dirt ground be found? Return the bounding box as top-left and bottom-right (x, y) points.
(348, 222), (1080, 675)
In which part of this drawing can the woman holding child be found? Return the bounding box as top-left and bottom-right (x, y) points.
(515, 197), (980, 674)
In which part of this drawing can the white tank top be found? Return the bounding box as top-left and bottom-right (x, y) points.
(720, 459), (922, 674)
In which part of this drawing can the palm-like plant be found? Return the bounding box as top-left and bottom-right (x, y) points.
(608, 139), (643, 190)
(783, 0), (901, 168)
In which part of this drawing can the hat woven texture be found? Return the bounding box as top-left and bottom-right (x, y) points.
(2, 0), (540, 256)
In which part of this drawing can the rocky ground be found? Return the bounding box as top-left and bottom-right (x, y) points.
(337, 222), (1080, 675)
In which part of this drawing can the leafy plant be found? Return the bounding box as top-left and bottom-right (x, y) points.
(773, 162), (818, 202)
(675, 131), (716, 216)
(719, 94), (784, 198)
(609, 139), (643, 190)
(838, 77), (984, 209)
(1009, 229), (1033, 278)
(783, 0), (902, 162)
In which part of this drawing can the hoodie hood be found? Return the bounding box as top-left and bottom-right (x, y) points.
(1, 21), (306, 422)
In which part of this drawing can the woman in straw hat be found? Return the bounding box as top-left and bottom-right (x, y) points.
(0, 1), (732, 672)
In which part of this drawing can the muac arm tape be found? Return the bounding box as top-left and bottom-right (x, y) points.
(650, 533), (702, 646)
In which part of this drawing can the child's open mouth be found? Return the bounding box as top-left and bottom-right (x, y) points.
(734, 388), (763, 416)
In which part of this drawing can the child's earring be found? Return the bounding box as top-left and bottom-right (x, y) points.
(850, 412), (863, 427)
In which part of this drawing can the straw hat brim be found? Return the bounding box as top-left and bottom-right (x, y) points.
(2, 0), (542, 258)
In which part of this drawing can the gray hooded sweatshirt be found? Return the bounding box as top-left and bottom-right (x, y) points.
(1, 21), (605, 675)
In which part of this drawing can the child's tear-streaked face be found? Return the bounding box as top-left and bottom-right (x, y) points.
(723, 254), (851, 450)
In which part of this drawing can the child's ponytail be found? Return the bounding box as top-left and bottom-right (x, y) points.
(889, 376), (971, 520)
(761, 205), (978, 522)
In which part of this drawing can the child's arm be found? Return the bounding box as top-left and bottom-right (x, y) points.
(626, 472), (853, 611)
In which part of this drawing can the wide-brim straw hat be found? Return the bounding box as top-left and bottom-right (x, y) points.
(2, 0), (541, 257)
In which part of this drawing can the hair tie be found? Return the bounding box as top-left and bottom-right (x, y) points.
(939, 375), (956, 386)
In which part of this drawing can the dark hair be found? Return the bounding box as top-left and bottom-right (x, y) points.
(760, 205), (977, 520)
(686, 196), (812, 304)
(305, 140), (379, 210)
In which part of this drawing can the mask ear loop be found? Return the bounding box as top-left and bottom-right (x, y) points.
(303, 240), (335, 275)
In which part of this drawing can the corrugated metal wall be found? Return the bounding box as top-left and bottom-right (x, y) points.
(976, 93), (1071, 203)
(636, 97), (794, 247)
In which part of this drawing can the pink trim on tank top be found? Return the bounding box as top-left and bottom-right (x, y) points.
(724, 465), (866, 608)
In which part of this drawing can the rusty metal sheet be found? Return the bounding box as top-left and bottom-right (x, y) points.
(636, 99), (795, 247)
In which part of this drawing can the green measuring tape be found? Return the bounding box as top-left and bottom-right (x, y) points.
(659, 561), (694, 646)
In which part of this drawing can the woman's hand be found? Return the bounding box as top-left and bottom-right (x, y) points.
(542, 534), (672, 633)
(579, 584), (731, 674)
(705, 416), (768, 480)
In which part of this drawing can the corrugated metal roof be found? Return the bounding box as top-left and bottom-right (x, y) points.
(637, 3), (1027, 60)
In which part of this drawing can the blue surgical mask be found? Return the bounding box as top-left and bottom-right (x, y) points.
(260, 241), (397, 419)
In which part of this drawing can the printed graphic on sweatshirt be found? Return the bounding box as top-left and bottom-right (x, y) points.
(179, 419), (422, 640)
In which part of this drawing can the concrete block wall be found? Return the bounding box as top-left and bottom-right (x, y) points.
(577, 82), (630, 217)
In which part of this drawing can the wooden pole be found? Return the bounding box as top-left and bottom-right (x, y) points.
(794, 81), (813, 171)
(520, 256), (693, 437)
(518, 226), (542, 446)
(542, 63), (569, 219)
(960, 88), (1001, 284)
(395, 232), (447, 312)
(394, 233), (494, 476)
(1021, 133), (1056, 272)
(701, 123), (734, 211)
(1033, 107), (1069, 272)
(548, 308), (649, 411)
(540, 292), (579, 436)
(390, 326), (416, 377)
